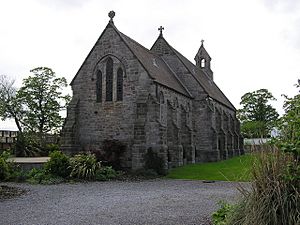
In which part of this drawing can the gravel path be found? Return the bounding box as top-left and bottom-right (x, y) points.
(0, 179), (247, 225)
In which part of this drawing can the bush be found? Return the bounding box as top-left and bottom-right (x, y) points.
(0, 150), (13, 181)
(45, 143), (60, 153)
(10, 169), (29, 182)
(95, 166), (118, 181)
(212, 201), (234, 225)
(69, 153), (101, 180)
(26, 168), (64, 184)
(26, 168), (47, 184)
(44, 150), (70, 178)
(144, 148), (166, 175)
(0, 158), (10, 181)
(226, 147), (300, 225)
(39, 176), (65, 185)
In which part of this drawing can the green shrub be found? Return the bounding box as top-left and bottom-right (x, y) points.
(144, 148), (166, 175)
(95, 166), (118, 181)
(10, 169), (29, 182)
(212, 201), (234, 225)
(0, 158), (10, 181)
(69, 153), (101, 180)
(25, 168), (64, 184)
(45, 143), (60, 153)
(0, 150), (11, 160)
(39, 176), (64, 185)
(44, 150), (70, 178)
(26, 168), (47, 184)
(0, 150), (13, 181)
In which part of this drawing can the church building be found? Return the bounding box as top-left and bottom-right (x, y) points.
(61, 11), (243, 169)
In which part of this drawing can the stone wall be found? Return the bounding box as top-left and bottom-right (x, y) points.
(61, 25), (153, 168)
(61, 22), (244, 170)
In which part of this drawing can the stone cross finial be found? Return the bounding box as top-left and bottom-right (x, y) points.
(158, 26), (164, 36)
(201, 39), (204, 45)
(108, 11), (115, 22)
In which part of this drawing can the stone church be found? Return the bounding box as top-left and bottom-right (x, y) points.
(61, 11), (243, 169)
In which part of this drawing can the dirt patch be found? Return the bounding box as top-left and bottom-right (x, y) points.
(0, 185), (27, 200)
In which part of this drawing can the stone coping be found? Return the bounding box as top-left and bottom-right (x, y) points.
(7, 157), (50, 163)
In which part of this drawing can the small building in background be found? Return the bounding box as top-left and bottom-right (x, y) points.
(244, 138), (271, 152)
(0, 130), (18, 151)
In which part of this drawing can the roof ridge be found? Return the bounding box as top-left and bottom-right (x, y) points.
(119, 31), (154, 55)
(114, 25), (191, 97)
(160, 57), (193, 98)
(153, 37), (236, 110)
(173, 47), (236, 110)
(170, 46), (208, 92)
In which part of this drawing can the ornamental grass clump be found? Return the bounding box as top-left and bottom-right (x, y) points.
(226, 146), (300, 225)
(69, 153), (101, 180)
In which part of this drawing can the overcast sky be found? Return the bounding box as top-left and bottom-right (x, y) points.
(1, 0), (300, 130)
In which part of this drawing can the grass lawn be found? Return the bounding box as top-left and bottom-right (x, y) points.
(166, 154), (254, 182)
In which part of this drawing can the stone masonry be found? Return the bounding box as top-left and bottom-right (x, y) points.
(60, 11), (244, 170)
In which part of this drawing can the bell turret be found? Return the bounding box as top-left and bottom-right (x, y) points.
(194, 40), (213, 80)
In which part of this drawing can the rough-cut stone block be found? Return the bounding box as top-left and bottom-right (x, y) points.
(60, 17), (243, 171)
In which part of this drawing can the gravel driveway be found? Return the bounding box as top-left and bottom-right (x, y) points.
(0, 179), (247, 225)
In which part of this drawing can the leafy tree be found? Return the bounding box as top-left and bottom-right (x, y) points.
(278, 80), (300, 156)
(1, 68), (70, 153)
(237, 89), (279, 138)
(0, 75), (23, 132)
(17, 67), (70, 135)
(240, 121), (265, 138)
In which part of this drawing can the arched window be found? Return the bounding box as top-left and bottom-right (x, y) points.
(117, 68), (123, 101)
(106, 57), (113, 101)
(96, 70), (102, 102)
(200, 58), (206, 68)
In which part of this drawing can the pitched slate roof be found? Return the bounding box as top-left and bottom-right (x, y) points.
(113, 25), (192, 97)
(172, 47), (236, 110)
(71, 20), (235, 110)
(151, 36), (236, 110)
